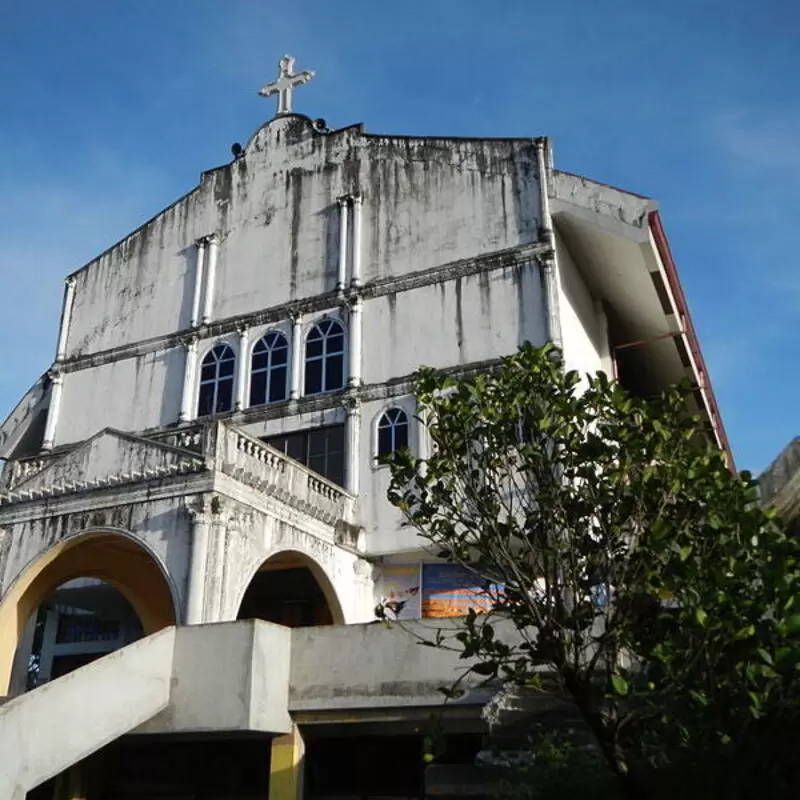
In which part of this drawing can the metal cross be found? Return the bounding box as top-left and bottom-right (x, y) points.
(258, 55), (315, 116)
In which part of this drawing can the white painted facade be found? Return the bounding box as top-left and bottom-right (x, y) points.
(0, 106), (728, 694)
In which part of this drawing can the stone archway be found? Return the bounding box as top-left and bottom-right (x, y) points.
(236, 550), (344, 628)
(0, 530), (177, 695)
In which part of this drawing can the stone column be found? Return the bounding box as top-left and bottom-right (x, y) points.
(185, 504), (212, 625)
(178, 337), (198, 424)
(337, 197), (349, 293)
(269, 725), (305, 800)
(351, 194), (363, 288)
(345, 400), (361, 496)
(290, 314), (303, 400)
(37, 609), (59, 683)
(42, 371), (64, 451)
(201, 233), (219, 325)
(9, 613), (37, 696)
(190, 237), (207, 327)
(348, 297), (363, 388)
(235, 325), (250, 411)
(55, 276), (76, 362)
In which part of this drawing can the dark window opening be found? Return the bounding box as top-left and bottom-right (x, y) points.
(101, 737), (271, 798)
(266, 424), (345, 487)
(197, 343), (236, 417)
(249, 331), (289, 407)
(306, 735), (425, 799)
(305, 319), (345, 395)
(377, 407), (409, 459)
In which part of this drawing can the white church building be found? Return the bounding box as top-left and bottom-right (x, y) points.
(0, 57), (729, 800)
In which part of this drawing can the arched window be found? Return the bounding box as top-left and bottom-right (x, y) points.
(305, 319), (345, 395)
(197, 344), (235, 416)
(249, 331), (289, 407)
(377, 407), (409, 459)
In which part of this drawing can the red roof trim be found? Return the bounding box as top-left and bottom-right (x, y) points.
(647, 210), (735, 470)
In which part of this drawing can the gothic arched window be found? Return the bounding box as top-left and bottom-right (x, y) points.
(197, 344), (235, 417)
(249, 331), (289, 407)
(305, 319), (345, 395)
(377, 407), (409, 459)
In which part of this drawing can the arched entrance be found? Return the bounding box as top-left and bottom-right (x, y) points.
(0, 531), (177, 695)
(12, 577), (145, 693)
(236, 550), (343, 628)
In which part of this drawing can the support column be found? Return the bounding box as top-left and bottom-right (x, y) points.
(269, 725), (305, 800)
(351, 194), (362, 288)
(348, 297), (363, 388)
(336, 197), (349, 293)
(37, 609), (59, 683)
(212, 516), (230, 621)
(190, 237), (207, 327)
(179, 337), (199, 424)
(290, 314), (303, 400)
(9, 613), (37, 695)
(64, 762), (88, 800)
(201, 233), (219, 325)
(55, 277), (76, 362)
(235, 325), (250, 411)
(42, 371), (63, 451)
(186, 505), (211, 625)
(345, 400), (361, 496)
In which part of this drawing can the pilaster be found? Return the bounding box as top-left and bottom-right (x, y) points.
(269, 725), (305, 800)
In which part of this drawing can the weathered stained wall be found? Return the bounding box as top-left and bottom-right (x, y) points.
(207, 494), (374, 625)
(64, 116), (541, 360)
(2, 114), (619, 613)
(0, 497), (190, 612)
(361, 263), (544, 383)
(57, 349), (184, 445)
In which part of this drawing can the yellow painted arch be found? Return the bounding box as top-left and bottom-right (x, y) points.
(0, 530), (178, 695)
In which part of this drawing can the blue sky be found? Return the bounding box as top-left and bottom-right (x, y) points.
(0, 0), (797, 473)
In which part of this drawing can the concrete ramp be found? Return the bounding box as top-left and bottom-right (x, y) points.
(0, 627), (175, 800)
(0, 620), (293, 800)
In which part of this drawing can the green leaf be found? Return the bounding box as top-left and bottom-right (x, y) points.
(695, 608), (707, 626)
(610, 673), (629, 696)
(757, 647), (773, 666)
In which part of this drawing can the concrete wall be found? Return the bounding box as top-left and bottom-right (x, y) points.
(0, 499), (189, 616)
(209, 494), (374, 625)
(137, 621), (292, 735)
(361, 263), (544, 383)
(0, 617), (511, 798)
(64, 118), (541, 360)
(555, 230), (610, 385)
(57, 349), (184, 446)
(289, 618), (516, 712)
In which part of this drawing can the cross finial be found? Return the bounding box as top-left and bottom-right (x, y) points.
(258, 55), (315, 117)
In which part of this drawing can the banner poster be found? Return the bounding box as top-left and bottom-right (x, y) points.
(421, 564), (498, 618)
(380, 564), (422, 620)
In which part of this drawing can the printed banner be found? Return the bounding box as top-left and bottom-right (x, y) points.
(380, 564), (422, 620)
(421, 564), (498, 618)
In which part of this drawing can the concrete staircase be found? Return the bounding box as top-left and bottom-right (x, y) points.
(0, 628), (174, 800)
(0, 621), (293, 800)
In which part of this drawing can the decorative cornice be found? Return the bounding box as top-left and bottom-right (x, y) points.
(0, 457), (206, 508)
(0, 471), (215, 525)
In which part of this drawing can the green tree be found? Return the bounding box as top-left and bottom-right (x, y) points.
(385, 343), (800, 799)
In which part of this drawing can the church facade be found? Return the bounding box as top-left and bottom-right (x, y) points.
(0, 58), (729, 800)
